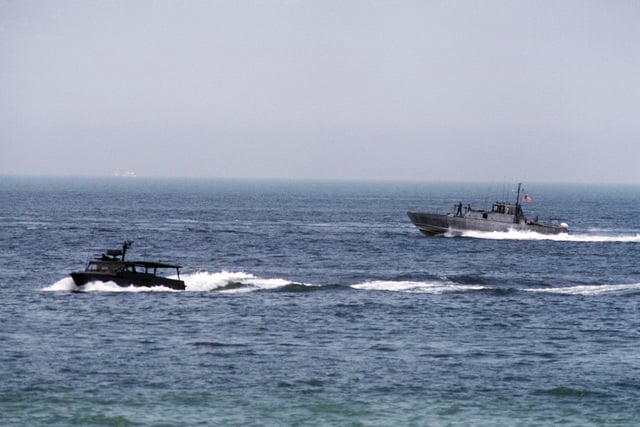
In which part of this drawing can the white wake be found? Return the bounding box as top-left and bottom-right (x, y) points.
(525, 283), (640, 295)
(351, 280), (487, 294)
(456, 229), (640, 242)
(43, 273), (640, 297)
(43, 271), (312, 293)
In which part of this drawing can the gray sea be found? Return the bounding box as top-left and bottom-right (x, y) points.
(2, 176), (640, 426)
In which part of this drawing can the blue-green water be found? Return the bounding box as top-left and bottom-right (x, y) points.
(2, 177), (640, 426)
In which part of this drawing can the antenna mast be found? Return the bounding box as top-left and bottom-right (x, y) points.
(514, 183), (523, 224)
(122, 240), (133, 262)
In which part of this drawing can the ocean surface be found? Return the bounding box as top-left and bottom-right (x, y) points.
(2, 176), (640, 426)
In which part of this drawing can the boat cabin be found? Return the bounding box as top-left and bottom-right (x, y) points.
(84, 241), (182, 279)
(491, 202), (518, 215)
(86, 260), (182, 279)
(467, 201), (525, 224)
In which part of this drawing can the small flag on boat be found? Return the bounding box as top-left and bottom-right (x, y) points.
(523, 195), (533, 203)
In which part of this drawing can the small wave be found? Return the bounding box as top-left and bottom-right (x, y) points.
(534, 387), (610, 398)
(457, 229), (640, 242)
(525, 283), (640, 296)
(191, 341), (246, 348)
(350, 280), (487, 294)
(273, 283), (325, 293)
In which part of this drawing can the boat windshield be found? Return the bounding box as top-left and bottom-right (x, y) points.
(123, 264), (165, 275)
(492, 203), (516, 215)
(87, 263), (118, 273)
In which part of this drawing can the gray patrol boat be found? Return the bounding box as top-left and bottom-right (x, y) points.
(407, 183), (568, 236)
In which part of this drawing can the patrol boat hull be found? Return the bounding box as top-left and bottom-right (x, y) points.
(407, 183), (568, 236)
(407, 211), (567, 236)
(70, 271), (185, 290)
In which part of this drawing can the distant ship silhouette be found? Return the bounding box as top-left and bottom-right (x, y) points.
(114, 168), (137, 177)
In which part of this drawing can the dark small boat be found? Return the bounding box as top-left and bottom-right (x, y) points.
(70, 241), (186, 290)
(407, 183), (568, 236)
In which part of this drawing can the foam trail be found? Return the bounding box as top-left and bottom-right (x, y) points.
(526, 283), (640, 296)
(351, 280), (486, 294)
(457, 229), (640, 242)
(181, 271), (303, 293)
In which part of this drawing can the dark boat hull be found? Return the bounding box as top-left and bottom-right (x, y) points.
(406, 212), (450, 236)
(407, 211), (567, 236)
(70, 272), (186, 290)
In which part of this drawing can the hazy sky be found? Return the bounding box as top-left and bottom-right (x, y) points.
(1, 0), (639, 182)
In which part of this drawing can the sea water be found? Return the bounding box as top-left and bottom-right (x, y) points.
(2, 177), (640, 426)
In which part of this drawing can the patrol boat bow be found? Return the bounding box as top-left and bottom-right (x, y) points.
(70, 241), (186, 290)
(407, 183), (568, 236)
